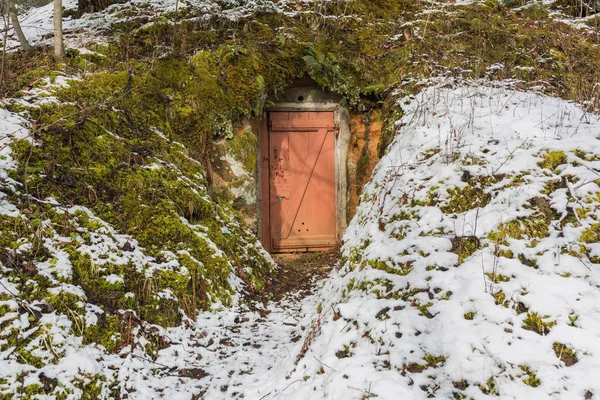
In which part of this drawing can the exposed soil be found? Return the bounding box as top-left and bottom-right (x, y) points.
(258, 249), (339, 303)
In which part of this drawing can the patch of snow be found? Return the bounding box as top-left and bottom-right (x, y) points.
(104, 274), (124, 285)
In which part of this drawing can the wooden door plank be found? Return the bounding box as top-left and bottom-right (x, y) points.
(270, 111), (335, 131)
(278, 128), (328, 240)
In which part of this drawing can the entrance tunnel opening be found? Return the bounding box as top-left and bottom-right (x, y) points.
(259, 78), (351, 253)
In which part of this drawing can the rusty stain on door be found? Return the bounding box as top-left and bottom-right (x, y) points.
(266, 111), (336, 252)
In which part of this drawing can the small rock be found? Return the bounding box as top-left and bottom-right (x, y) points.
(178, 368), (208, 379)
(121, 241), (135, 252)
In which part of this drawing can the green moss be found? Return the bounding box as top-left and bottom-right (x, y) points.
(493, 290), (507, 307)
(46, 290), (85, 317)
(366, 259), (413, 276)
(83, 313), (122, 353)
(479, 377), (499, 396)
(9, 74), (275, 326)
(424, 354), (447, 368)
(519, 365), (541, 387)
(451, 236), (480, 264)
(74, 374), (116, 400)
(462, 154), (486, 166)
(464, 311), (475, 320)
(416, 301), (434, 318)
(66, 248), (129, 311)
(537, 150), (568, 172)
(518, 253), (538, 269)
(580, 223), (600, 243)
(228, 128), (258, 173)
(491, 216), (549, 242)
(23, 383), (45, 397)
(552, 342), (578, 366)
(140, 296), (181, 327)
(542, 177), (568, 195)
(389, 210), (417, 223)
(497, 249), (514, 259)
(522, 312), (556, 335)
(441, 184), (491, 214)
(485, 273), (512, 283)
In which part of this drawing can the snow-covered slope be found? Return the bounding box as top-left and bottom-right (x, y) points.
(0, 78), (275, 397)
(280, 82), (600, 399)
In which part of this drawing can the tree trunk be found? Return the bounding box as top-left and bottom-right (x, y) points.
(1, 3), (9, 82)
(7, 0), (31, 51)
(53, 0), (64, 61)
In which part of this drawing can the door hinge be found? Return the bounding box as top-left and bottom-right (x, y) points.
(334, 123), (340, 137)
(268, 120), (273, 131)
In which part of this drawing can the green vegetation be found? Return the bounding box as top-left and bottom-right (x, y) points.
(537, 150), (568, 172)
(553, 342), (578, 366)
(401, 354), (446, 376)
(580, 223), (600, 243)
(490, 216), (550, 243)
(441, 183), (492, 214)
(424, 354), (447, 368)
(520, 365), (541, 387)
(479, 377), (499, 396)
(451, 236), (480, 264)
(522, 312), (556, 335)
(366, 259), (413, 276)
(9, 120), (273, 325)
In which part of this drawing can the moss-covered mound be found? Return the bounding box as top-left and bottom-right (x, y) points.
(0, 85), (274, 397)
(283, 83), (600, 399)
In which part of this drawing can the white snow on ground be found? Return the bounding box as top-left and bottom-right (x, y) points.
(255, 81), (600, 399)
(0, 109), (30, 217)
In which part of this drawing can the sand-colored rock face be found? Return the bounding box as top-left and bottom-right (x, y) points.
(347, 109), (382, 221)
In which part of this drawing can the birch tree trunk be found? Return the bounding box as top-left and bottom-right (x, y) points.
(53, 0), (64, 60)
(7, 0), (31, 51)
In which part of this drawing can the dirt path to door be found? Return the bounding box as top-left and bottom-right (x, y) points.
(260, 250), (339, 302)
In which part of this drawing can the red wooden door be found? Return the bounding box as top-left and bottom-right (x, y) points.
(267, 112), (336, 252)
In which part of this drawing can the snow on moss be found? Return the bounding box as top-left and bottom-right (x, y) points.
(279, 81), (600, 399)
(0, 75), (274, 396)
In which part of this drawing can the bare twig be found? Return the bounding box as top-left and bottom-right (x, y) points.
(313, 356), (337, 372)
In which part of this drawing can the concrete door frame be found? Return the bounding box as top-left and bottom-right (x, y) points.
(258, 87), (350, 253)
